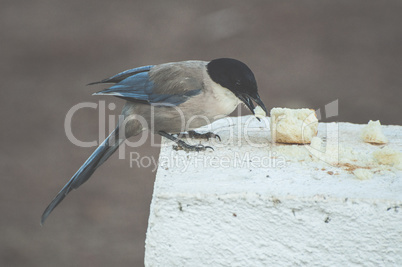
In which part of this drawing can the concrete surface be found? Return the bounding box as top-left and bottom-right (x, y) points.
(145, 116), (401, 266)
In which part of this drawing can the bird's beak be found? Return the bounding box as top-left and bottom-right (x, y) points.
(238, 93), (268, 121)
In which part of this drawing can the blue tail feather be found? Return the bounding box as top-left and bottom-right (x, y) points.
(41, 126), (124, 224)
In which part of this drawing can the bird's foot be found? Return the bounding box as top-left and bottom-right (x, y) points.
(181, 130), (221, 141)
(173, 140), (214, 152)
(159, 131), (214, 152)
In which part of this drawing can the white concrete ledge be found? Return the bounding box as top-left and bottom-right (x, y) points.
(145, 116), (402, 266)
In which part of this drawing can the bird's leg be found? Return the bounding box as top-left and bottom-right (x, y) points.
(159, 131), (214, 152)
(180, 130), (221, 141)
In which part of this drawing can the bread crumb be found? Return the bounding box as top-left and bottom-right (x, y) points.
(253, 106), (266, 119)
(270, 108), (318, 144)
(361, 120), (388, 144)
(353, 168), (373, 180)
(373, 147), (402, 169)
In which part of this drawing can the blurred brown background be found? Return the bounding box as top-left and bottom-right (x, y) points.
(1, 0), (401, 266)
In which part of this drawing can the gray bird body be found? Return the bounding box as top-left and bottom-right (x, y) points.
(119, 60), (241, 137)
(41, 58), (266, 224)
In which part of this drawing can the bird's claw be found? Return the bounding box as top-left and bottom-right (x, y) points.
(187, 131), (221, 142)
(205, 132), (221, 142)
(173, 143), (214, 152)
(204, 145), (214, 151)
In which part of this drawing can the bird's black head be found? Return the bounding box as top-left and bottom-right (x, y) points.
(207, 58), (267, 117)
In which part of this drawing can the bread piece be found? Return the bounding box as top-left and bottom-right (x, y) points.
(253, 106), (266, 119)
(353, 169), (373, 180)
(361, 120), (388, 144)
(270, 108), (318, 144)
(373, 147), (402, 169)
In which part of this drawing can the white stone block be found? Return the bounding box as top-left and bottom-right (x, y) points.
(145, 116), (402, 267)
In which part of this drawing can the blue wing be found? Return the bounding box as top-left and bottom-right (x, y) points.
(88, 65), (153, 85)
(90, 65), (202, 106)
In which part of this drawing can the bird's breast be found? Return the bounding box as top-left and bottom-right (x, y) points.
(209, 81), (241, 115)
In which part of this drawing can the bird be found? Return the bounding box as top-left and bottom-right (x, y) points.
(41, 58), (267, 224)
